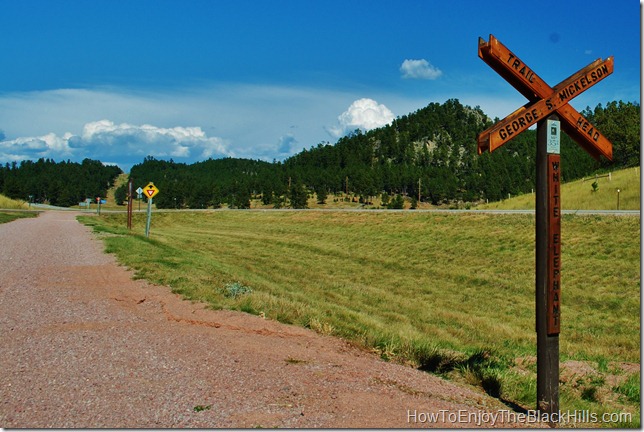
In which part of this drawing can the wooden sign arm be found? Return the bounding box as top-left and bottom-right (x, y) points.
(558, 107), (612, 160)
(479, 35), (551, 102)
(478, 35), (614, 161)
(477, 58), (614, 155)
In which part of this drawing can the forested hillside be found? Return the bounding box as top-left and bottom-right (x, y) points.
(0, 158), (122, 207)
(1, 99), (638, 209)
(120, 99), (640, 209)
(284, 99), (584, 204)
(583, 100), (641, 168)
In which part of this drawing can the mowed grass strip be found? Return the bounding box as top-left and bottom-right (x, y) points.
(80, 210), (640, 420)
(81, 210), (640, 360)
(0, 211), (38, 224)
(84, 211), (538, 349)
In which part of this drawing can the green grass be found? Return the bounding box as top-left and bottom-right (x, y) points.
(80, 210), (640, 426)
(478, 166), (640, 210)
(0, 211), (38, 224)
(615, 372), (641, 404)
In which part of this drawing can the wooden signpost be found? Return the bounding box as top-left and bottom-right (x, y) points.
(476, 35), (614, 423)
(127, 178), (133, 230)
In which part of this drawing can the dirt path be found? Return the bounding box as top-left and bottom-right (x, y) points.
(0, 211), (526, 428)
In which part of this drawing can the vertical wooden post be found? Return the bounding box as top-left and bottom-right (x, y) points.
(536, 114), (560, 424)
(127, 178), (133, 230)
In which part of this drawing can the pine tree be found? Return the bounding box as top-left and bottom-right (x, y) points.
(289, 182), (309, 209)
(315, 185), (328, 204)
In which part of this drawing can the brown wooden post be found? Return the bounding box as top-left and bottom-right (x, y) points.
(536, 114), (560, 424)
(127, 178), (133, 230)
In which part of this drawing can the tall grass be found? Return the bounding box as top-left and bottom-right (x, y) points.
(0, 194), (35, 224)
(0, 194), (28, 209)
(479, 166), (640, 210)
(80, 210), (640, 424)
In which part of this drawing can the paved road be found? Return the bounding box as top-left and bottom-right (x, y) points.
(0, 211), (523, 428)
(25, 203), (641, 216)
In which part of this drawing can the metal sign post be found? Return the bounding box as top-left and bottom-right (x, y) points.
(136, 187), (143, 212)
(143, 182), (160, 238)
(145, 197), (153, 238)
(476, 35), (614, 422)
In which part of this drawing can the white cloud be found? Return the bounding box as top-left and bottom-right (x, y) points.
(327, 98), (395, 138)
(0, 85), (359, 165)
(76, 120), (230, 159)
(0, 85), (420, 167)
(0, 120), (232, 168)
(0, 133), (74, 163)
(400, 59), (443, 80)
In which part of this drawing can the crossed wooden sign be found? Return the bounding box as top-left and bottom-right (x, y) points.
(476, 35), (614, 418)
(477, 35), (613, 162)
(476, 34), (615, 336)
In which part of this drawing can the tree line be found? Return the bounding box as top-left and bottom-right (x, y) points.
(0, 158), (122, 207)
(1, 99), (639, 209)
(121, 156), (280, 209)
(119, 99), (640, 209)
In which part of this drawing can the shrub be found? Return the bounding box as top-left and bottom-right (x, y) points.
(223, 281), (253, 298)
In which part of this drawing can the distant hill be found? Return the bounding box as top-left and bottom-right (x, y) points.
(120, 99), (640, 209)
(2, 99), (639, 209)
(281, 99), (639, 205)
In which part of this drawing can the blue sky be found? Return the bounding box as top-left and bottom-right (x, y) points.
(0, 0), (640, 172)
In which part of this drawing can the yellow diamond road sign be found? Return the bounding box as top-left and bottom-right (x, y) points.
(144, 182), (159, 199)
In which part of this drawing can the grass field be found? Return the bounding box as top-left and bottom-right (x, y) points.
(478, 167), (640, 211)
(80, 209), (640, 426)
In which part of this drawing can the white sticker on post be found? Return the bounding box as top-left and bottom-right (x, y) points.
(547, 119), (560, 154)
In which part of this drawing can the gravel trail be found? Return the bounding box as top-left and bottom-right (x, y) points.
(0, 211), (524, 428)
